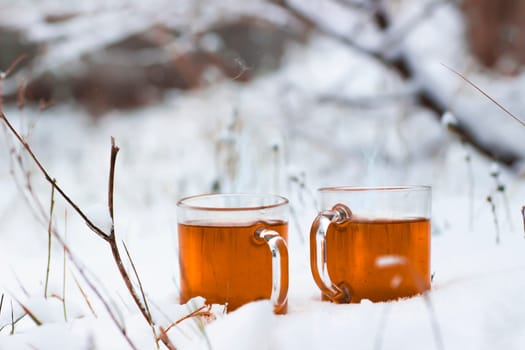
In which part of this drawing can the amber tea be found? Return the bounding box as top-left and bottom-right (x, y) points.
(310, 186), (431, 303)
(324, 217), (430, 302)
(178, 221), (288, 313)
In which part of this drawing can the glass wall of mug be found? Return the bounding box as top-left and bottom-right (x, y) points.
(177, 193), (289, 314)
(310, 186), (431, 303)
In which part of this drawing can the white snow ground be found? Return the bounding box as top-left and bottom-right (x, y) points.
(1, 3), (525, 349)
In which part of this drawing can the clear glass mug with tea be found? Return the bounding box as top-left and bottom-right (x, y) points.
(177, 193), (289, 314)
(310, 186), (431, 303)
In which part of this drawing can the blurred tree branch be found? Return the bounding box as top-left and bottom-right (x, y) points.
(277, 0), (522, 167)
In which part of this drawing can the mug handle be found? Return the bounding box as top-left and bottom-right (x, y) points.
(310, 203), (353, 303)
(255, 228), (289, 313)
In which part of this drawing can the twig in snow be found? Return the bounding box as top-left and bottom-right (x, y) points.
(158, 327), (178, 350)
(464, 143), (474, 232)
(521, 206), (525, 238)
(13, 298), (42, 326)
(486, 195), (501, 244)
(62, 209), (68, 322)
(122, 241), (159, 349)
(71, 272), (97, 318)
(10, 301), (15, 335)
(1, 110), (177, 349)
(0, 54), (27, 111)
(162, 305), (214, 335)
(44, 179), (56, 299)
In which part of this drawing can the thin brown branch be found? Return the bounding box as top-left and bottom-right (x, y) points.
(158, 327), (178, 350)
(69, 257), (138, 350)
(44, 179), (56, 298)
(2, 110), (163, 349)
(2, 54), (28, 77)
(108, 137), (119, 223)
(441, 63), (525, 128)
(62, 209), (68, 321)
(105, 138), (159, 335)
(0, 112), (110, 242)
(71, 271), (97, 318)
(0, 54), (28, 112)
(108, 239), (152, 327)
(163, 305), (213, 335)
(13, 298), (42, 326)
(122, 241), (159, 349)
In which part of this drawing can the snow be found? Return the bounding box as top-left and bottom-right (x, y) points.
(1, 1), (525, 349)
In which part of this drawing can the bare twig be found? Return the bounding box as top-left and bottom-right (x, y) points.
(162, 305), (213, 335)
(278, 1), (522, 166)
(71, 272), (97, 318)
(1, 109), (170, 349)
(522, 206), (525, 238)
(13, 298), (42, 326)
(62, 209), (68, 321)
(486, 195), (501, 244)
(108, 137), (118, 223)
(158, 327), (178, 350)
(10, 301), (15, 335)
(441, 63), (525, 128)
(0, 54), (28, 112)
(122, 241), (159, 349)
(44, 179), (56, 298)
(2, 54), (28, 77)
(0, 313), (25, 333)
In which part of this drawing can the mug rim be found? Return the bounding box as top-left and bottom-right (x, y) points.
(318, 185), (431, 192)
(177, 193), (289, 211)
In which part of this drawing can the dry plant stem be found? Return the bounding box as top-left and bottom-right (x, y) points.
(3, 115), (137, 348)
(464, 148), (474, 232)
(10, 301), (14, 335)
(522, 206), (525, 237)
(2, 107), (176, 350)
(487, 196), (501, 244)
(44, 179), (56, 298)
(105, 138), (157, 331)
(62, 210), (68, 321)
(68, 257), (138, 350)
(71, 272), (97, 318)
(1, 113), (165, 349)
(122, 241), (159, 350)
(0, 54), (28, 110)
(13, 297), (42, 326)
(108, 137), (117, 221)
(441, 63), (525, 127)
(158, 327), (178, 350)
(163, 305), (213, 334)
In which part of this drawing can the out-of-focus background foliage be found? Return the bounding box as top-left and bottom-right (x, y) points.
(2, 0), (525, 173)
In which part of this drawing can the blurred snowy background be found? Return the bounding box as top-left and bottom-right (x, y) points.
(1, 0), (525, 349)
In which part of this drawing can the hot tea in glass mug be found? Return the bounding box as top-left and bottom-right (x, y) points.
(177, 193), (289, 314)
(310, 186), (431, 303)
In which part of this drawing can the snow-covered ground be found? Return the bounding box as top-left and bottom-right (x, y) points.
(2, 4), (525, 349)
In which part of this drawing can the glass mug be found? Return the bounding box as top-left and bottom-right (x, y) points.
(310, 186), (431, 303)
(177, 193), (289, 314)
